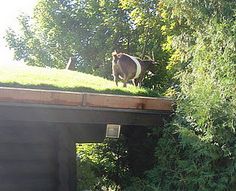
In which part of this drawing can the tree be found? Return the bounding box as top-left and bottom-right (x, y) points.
(5, 0), (134, 75)
(146, 0), (236, 190)
(4, 14), (54, 67)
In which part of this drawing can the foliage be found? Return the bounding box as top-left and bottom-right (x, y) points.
(118, 0), (172, 91)
(4, 14), (53, 67)
(76, 126), (162, 190)
(77, 138), (130, 190)
(77, 157), (98, 190)
(146, 0), (236, 190)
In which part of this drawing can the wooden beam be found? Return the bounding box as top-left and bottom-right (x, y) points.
(0, 103), (170, 126)
(83, 93), (172, 111)
(0, 87), (173, 111)
(0, 87), (83, 106)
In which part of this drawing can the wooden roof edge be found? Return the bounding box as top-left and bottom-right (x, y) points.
(0, 102), (173, 115)
(0, 87), (174, 111)
(0, 86), (172, 100)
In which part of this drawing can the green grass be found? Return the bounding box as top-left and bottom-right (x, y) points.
(0, 64), (160, 97)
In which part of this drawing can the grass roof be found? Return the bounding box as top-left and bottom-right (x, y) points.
(0, 64), (160, 97)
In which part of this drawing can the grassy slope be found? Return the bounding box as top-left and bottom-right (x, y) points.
(0, 64), (160, 97)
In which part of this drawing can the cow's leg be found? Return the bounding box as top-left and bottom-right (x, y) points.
(112, 63), (120, 86)
(133, 79), (139, 87)
(132, 79), (136, 86)
(123, 74), (128, 87)
(123, 78), (127, 87)
(137, 80), (141, 87)
(136, 76), (144, 87)
(113, 74), (119, 86)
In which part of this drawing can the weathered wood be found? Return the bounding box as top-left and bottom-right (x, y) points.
(0, 179), (56, 191)
(84, 93), (172, 111)
(0, 124), (57, 143)
(0, 143), (56, 161)
(0, 103), (170, 126)
(0, 160), (57, 176)
(0, 87), (83, 106)
(0, 87), (173, 111)
(0, 125), (58, 191)
(69, 124), (107, 143)
(57, 127), (76, 191)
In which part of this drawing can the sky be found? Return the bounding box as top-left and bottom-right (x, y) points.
(0, 0), (38, 65)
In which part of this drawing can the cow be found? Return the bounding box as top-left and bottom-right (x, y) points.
(112, 51), (156, 87)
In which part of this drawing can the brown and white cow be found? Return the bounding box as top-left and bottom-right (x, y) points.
(112, 51), (156, 87)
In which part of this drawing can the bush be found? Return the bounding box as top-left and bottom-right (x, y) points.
(145, 3), (236, 189)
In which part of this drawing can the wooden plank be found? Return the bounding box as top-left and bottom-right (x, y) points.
(0, 143), (56, 161)
(0, 125), (57, 144)
(57, 127), (76, 191)
(0, 87), (83, 106)
(0, 185), (56, 191)
(0, 103), (170, 126)
(0, 177), (57, 191)
(0, 160), (57, 176)
(0, 87), (173, 111)
(0, 124), (59, 191)
(84, 93), (172, 111)
(69, 124), (107, 143)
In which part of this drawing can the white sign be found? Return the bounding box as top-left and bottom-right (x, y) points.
(106, 124), (121, 138)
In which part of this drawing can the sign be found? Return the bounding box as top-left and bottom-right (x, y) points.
(106, 124), (121, 138)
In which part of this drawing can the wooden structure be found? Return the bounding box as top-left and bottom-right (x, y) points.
(0, 87), (173, 191)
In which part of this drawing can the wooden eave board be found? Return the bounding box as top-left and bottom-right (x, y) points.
(0, 87), (173, 111)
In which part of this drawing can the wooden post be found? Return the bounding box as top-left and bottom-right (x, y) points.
(57, 127), (76, 191)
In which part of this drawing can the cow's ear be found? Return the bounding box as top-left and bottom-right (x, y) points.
(112, 50), (118, 56)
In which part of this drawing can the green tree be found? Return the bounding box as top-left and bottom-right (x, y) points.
(5, 14), (53, 67)
(77, 137), (130, 190)
(120, 0), (172, 91)
(5, 0), (135, 76)
(146, 0), (236, 190)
